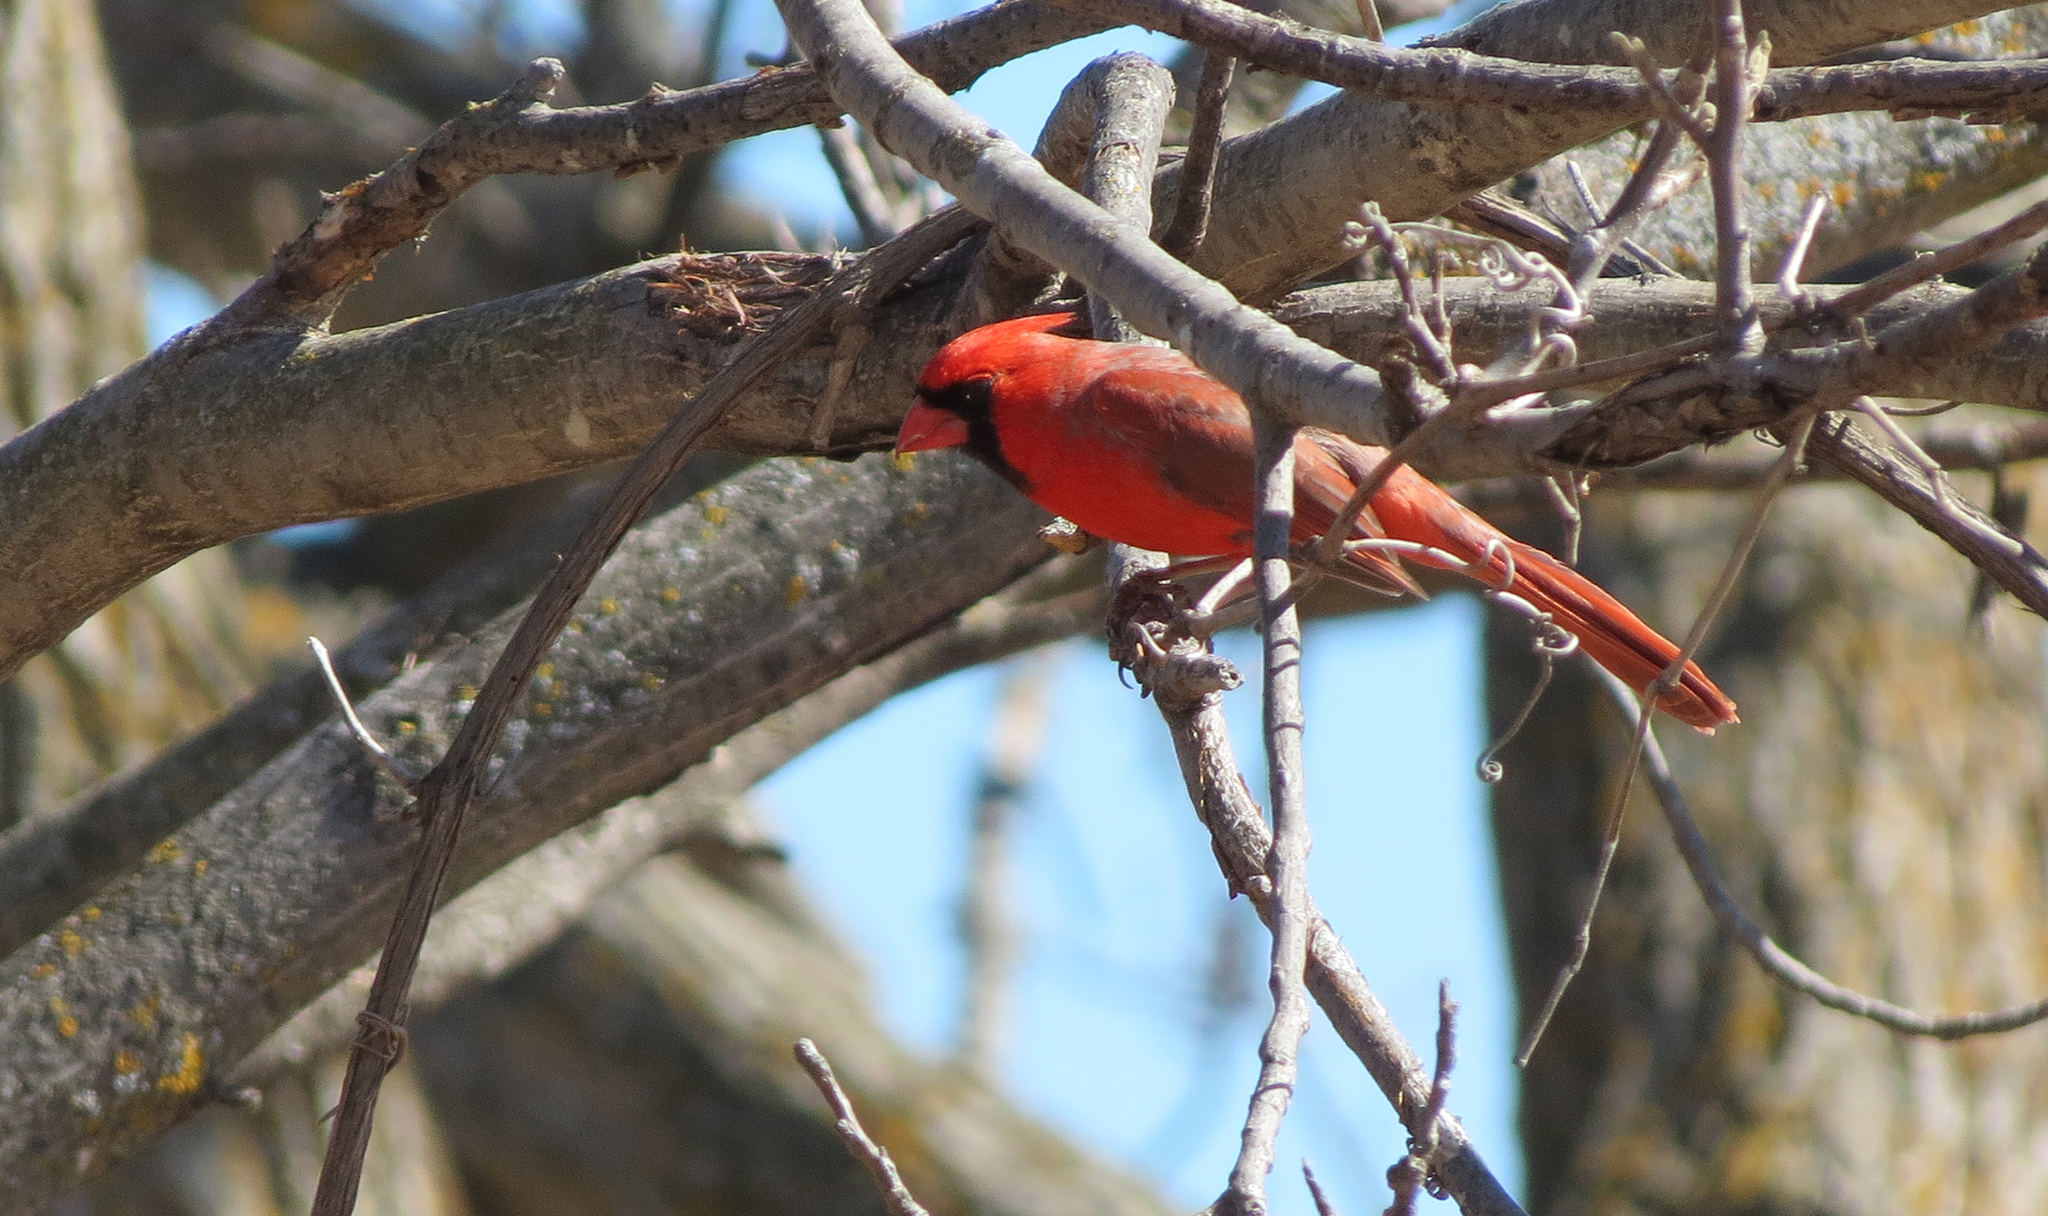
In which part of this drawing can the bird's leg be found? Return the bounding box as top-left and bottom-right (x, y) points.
(1106, 573), (1244, 703)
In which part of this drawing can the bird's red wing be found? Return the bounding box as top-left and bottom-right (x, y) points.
(1292, 431), (1428, 598)
(1059, 358), (1266, 556)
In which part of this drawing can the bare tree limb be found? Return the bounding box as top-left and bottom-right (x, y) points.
(1802, 416), (2048, 619)
(796, 1039), (936, 1216)
(1165, 0), (2006, 298)
(1121, 627), (1524, 1216)
(1594, 668), (2048, 1039)
(1158, 49), (1234, 262)
(0, 0), (2018, 689)
(778, 0), (1417, 460)
(204, 1), (1101, 330)
(307, 203), (982, 1216)
(1429, 0), (2007, 66)
(1043, 0), (2048, 126)
(0, 444), (1055, 1212)
(1220, 414), (1314, 1216)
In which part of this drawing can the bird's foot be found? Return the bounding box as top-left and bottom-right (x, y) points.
(1107, 568), (1245, 706)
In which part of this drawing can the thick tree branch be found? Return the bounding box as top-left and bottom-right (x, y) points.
(17, 261), (2048, 691)
(1428, 0), (2007, 67)
(234, 576), (1097, 1083)
(206, 0), (1101, 329)
(1047, 0), (2048, 125)
(1172, 0), (2002, 298)
(308, 205), (982, 1215)
(0, 450), (1052, 1212)
(0, 0), (2008, 687)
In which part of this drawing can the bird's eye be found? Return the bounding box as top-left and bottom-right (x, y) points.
(927, 376), (994, 419)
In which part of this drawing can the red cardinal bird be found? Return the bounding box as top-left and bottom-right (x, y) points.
(896, 311), (1736, 732)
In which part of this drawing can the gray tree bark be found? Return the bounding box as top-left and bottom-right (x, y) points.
(1488, 15), (2048, 1209)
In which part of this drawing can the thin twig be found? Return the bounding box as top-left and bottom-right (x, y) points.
(1518, 411), (1814, 1065)
(793, 1039), (934, 1216)
(1775, 194), (1830, 299)
(1126, 636), (1524, 1215)
(306, 637), (419, 795)
(1565, 118), (1702, 293)
(1159, 49), (1236, 261)
(1610, 33), (1710, 144)
(1805, 417), (2048, 620)
(1851, 394), (1957, 507)
(1384, 981), (1459, 1216)
(1353, 0), (1384, 42)
(1593, 670), (2048, 1040)
(1354, 204), (1457, 381)
(1706, 0), (1762, 356)
(1825, 195), (2048, 321)
(818, 121), (905, 246)
(1457, 331), (1719, 411)
(1220, 413), (1316, 1216)
(306, 205), (982, 1216)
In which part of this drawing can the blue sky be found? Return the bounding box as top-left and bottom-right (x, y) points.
(148, 1), (1525, 1210)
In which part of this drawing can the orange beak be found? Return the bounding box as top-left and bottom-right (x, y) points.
(895, 397), (970, 454)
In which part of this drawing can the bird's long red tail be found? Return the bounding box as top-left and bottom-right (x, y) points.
(1361, 470), (1738, 733)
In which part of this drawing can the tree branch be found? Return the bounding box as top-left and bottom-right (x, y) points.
(1042, 0), (2048, 126)
(0, 447), (1054, 1213)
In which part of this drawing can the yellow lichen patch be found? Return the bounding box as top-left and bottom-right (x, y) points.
(1914, 171), (1949, 193)
(532, 702), (554, 717)
(534, 663), (554, 681)
(786, 575), (808, 606)
(395, 719), (418, 735)
(157, 1034), (204, 1095)
(458, 685), (481, 700)
(193, 859), (207, 876)
(897, 502), (932, 527)
(598, 597), (619, 614)
(891, 451), (916, 471)
(1754, 180), (1776, 202)
(660, 587), (681, 604)
(640, 673), (665, 691)
(1953, 18), (1981, 35)
(129, 996), (161, 1030)
(30, 963), (55, 979)
(60, 930), (87, 957)
(704, 504), (730, 525)
(1984, 125), (2009, 144)
(50, 997), (77, 1038)
(1831, 181), (1853, 209)
(113, 1049), (141, 1075)
(82, 907), (101, 922)
(147, 839), (182, 864)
